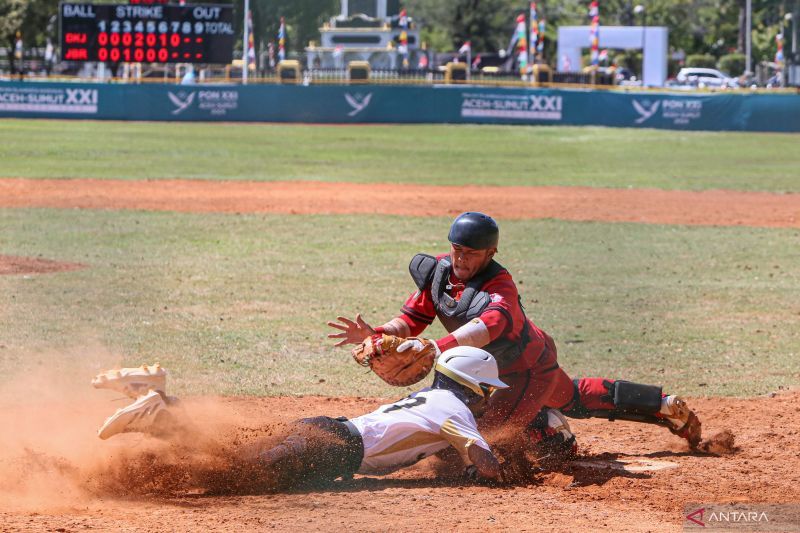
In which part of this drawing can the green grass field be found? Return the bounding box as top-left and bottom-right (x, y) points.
(1, 120), (798, 398)
(1, 119), (799, 191)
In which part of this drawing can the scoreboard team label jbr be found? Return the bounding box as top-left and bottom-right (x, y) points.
(60, 3), (234, 64)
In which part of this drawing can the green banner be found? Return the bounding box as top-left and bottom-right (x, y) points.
(1, 81), (798, 132)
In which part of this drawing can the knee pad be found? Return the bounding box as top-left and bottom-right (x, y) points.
(561, 379), (593, 418)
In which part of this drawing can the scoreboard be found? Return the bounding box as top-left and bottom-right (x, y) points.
(60, 3), (234, 64)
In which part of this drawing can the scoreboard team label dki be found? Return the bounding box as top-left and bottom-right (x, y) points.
(60, 3), (234, 64)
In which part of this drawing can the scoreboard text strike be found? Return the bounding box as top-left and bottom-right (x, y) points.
(60, 3), (234, 64)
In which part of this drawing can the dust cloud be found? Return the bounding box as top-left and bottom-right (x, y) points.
(0, 348), (286, 510)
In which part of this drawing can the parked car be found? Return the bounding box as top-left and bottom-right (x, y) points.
(612, 67), (644, 86)
(675, 67), (738, 88)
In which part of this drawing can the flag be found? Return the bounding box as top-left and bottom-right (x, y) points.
(458, 41), (471, 55)
(588, 1), (600, 66)
(399, 30), (409, 68)
(537, 19), (546, 53)
(398, 8), (408, 29)
(472, 54), (482, 69)
(418, 52), (429, 69)
(529, 2), (539, 60)
(588, 1), (599, 18)
(598, 49), (608, 63)
(776, 33), (785, 66)
(277, 17), (286, 61)
(246, 10), (256, 69)
(514, 13), (528, 72)
(333, 44), (344, 68)
(399, 30), (409, 54)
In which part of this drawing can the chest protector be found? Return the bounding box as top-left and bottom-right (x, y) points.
(409, 254), (530, 369)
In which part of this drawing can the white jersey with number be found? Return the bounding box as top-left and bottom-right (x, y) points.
(349, 388), (490, 475)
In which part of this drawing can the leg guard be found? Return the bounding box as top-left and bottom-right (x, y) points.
(563, 378), (667, 424)
(562, 379), (702, 448)
(608, 380), (663, 416)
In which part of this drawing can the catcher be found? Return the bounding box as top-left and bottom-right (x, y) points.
(329, 212), (702, 457)
(92, 347), (508, 491)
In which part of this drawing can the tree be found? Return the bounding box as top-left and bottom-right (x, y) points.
(405, 0), (523, 52)
(1, 0), (789, 75)
(242, 0), (337, 62)
(402, 0), (452, 50)
(1, 0), (59, 72)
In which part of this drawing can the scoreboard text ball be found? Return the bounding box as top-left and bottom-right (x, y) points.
(60, 3), (234, 64)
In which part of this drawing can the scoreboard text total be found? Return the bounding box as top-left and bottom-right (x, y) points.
(60, 3), (234, 64)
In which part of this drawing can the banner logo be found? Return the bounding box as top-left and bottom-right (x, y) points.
(65, 88), (97, 106)
(633, 98), (703, 126)
(196, 90), (238, 116)
(632, 99), (660, 124)
(461, 92), (562, 121)
(168, 91), (195, 115)
(345, 92), (372, 116)
(685, 508), (705, 527)
(0, 86), (98, 113)
(683, 503), (796, 530)
(168, 90), (237, 116)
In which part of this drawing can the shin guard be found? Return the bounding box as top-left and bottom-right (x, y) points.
(563, 378), (671, 427)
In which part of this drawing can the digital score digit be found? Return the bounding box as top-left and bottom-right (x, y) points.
(60, 3), (234, 64)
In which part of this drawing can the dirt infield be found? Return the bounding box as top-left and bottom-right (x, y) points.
(1, 178), (799, 227)
(2, 179), (799, 531)
(1, 388), (799, 532)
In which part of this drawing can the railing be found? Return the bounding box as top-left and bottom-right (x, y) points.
(2, 61), (798, 94)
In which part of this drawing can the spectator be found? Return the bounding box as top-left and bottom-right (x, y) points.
(14, 32), (24, 78)
(181, 65), (196, 85)
(44, 40), (54, 76)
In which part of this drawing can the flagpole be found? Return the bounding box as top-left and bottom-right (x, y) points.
(242, 0), (249, 84)
(528, 3), (533, 68)
(745, 0), (752, 76)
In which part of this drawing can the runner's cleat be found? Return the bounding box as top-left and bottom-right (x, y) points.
(92, 363), (167, 399)
(661, 395), (702, 448)
(97, 390), (168, 440)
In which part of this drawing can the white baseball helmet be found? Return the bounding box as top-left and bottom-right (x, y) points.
(434, 346), (508, 397)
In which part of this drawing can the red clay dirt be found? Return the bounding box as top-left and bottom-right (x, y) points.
(1, 178), (799, 228)
(0, 254), (85, 275)
(2, 180), (799, 531)
(1, 389), (799, 532)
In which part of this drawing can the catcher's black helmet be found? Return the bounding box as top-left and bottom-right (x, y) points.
(448, 212), (499, 250)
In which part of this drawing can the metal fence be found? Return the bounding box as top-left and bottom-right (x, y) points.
(1, 51), (796, 92)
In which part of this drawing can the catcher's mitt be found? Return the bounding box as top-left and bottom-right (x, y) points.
(352, 334), (436, 387)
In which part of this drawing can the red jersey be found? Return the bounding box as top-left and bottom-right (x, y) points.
(393, 253), (553, 375)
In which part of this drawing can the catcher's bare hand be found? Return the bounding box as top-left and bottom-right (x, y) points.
(327, 314), (376, 347)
